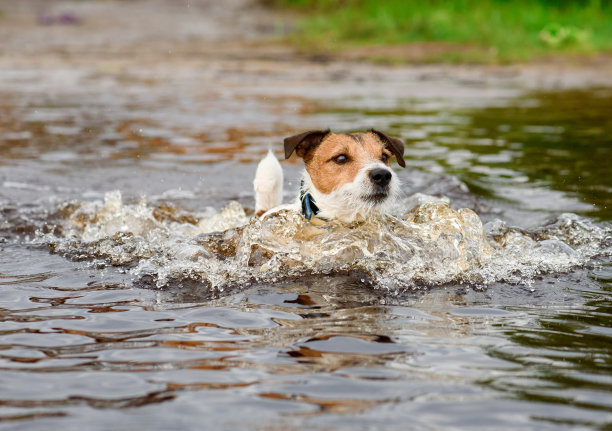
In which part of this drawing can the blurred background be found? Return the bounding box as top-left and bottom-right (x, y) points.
(2, 0), (610, 62)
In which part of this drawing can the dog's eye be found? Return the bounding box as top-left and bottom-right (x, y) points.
(381, 153), (390, 163)
(332, 154), (349, 165)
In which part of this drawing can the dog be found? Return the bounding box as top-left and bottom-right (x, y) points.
(253, 129), (405, 223)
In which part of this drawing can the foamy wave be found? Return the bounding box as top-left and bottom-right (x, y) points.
(40, 191), (611, 293)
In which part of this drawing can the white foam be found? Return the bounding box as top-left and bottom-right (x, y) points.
(41, 191), (611, 293)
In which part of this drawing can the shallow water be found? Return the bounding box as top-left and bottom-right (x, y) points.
(1, 60), (611, 430)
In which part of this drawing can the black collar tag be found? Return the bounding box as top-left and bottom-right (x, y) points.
(301, 193), (319, 220)
(299, 180), (320, 220)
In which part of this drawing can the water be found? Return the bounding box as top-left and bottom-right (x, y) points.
(1, 42), (612, 431)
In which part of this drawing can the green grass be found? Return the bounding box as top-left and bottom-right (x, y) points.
(266, 0), (612, 63)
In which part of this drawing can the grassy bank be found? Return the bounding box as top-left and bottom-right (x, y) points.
(266, 0), (612, 63)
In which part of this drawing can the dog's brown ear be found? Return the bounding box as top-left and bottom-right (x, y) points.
(284, 129), (330, 160)
(369, 129), (406, 168)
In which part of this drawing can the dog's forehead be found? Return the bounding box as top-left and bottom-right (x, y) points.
(317, 132), (384, 153)
(351, 132), (386, 148)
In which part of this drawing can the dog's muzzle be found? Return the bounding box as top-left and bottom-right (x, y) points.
(362, 168), (393, 203)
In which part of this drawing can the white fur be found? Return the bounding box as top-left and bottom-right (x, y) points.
(253, 150), (283, 215)
(300, 162), (400, 223)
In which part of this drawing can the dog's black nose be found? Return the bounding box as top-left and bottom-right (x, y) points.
(369, 168), (392, 187)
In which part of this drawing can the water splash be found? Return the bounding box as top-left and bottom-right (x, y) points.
(39, 191), (611, 294)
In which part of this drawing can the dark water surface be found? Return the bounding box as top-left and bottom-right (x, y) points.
(1, 62), (611, 430)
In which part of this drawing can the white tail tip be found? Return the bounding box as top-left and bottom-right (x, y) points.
(253, 150), (283, 217)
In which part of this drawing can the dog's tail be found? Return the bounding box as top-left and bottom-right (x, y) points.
(253, 150), (283, 217)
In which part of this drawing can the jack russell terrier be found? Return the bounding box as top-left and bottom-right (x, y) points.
(254, 129), (405, 223)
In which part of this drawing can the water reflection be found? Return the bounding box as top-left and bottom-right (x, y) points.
(459, 89), (612, 221)
(1, 237), (611, 429)
(485, 266), (612, 423)
(396, 89), (612, 222)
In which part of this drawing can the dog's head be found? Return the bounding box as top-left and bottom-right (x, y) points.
(284, 129), (405, 221)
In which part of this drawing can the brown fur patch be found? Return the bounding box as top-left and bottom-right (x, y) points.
(305, 132), (392, 194)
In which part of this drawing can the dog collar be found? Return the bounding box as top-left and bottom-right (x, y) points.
(299, 180), (320, 220)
